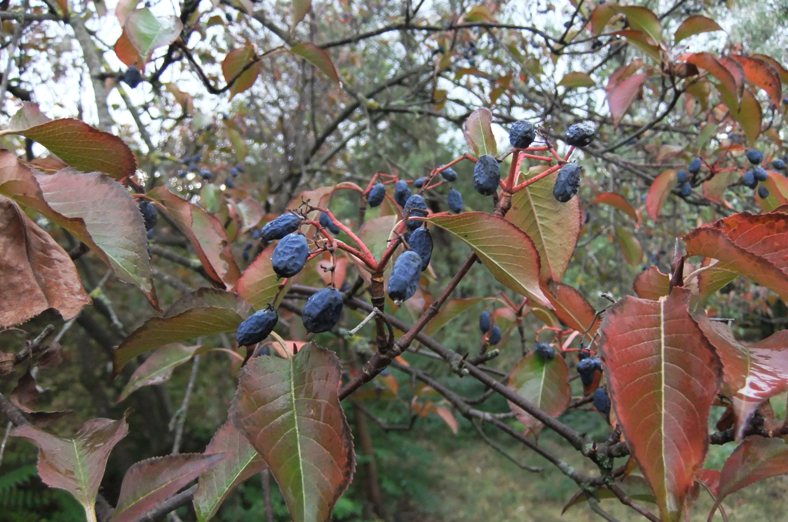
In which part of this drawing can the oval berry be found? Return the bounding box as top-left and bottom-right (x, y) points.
(261, 213), (302, 241)
(563, 121), (596, 147)
(473, 155), (500, 196)
(387, 251), (422, 301)
(509, 120), (536, 149)
(593, 388), (611, 416)
(745, 148), (763, 165)
(479, 310), (491, 334)
(447, 187), (464, 213)
(488, 325), (502, 346)
(440, 167), (458, 182)
(394, 180), (412, 207)
(408, 227), (433, 271)
(271, 233), (309, 278)
(236, 307), (278, 346)
(302, 288), (344, 333)
(688, 157), (702, 174)
(319, 212), (341, 235)
(535, 342), (556, 361)
(553, 163), (582, 202)
(367, 182), (386, 207)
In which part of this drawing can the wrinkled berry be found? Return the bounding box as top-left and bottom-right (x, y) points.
(473, 155), (500, 196)
(509, 120), (536, 149)
(394, 180), (412, 207)
(414, 177), (426, 188)
(535, 342), (556, 361)
(564, 121), (597, 147)
(479, 310), (491, 334)
(488, 325), (502, 345)
(677, 170), (688, 184)
(448, 188), (464, 213)
(121, 66), (143, 88)
(593, 388), (611, 416)
(772, 159), (786, 171)
(758, 185), (770, 199)
(577, 357), (602, 386)
(271, 233), (309, 278)
(138, 200), (157, 231)
(745, 148), (763, 165)
(754, 167), (768, 182)
(236, 307), (278, 346)
(302, 288), (344, 333)
(440, 167), (458, 182)
(553, 163), (582, 202)
(680, 182), (692, 197)
(408, 227), (432, 271)
(688, 157), (702, 174)
(261, 213), (302, 241)
(403, 194), (428, 217)
(742, 170), (757, 189)
(387, 251), (422, 301)
(319, 212), (341, 235)
(367, 182), (386, 207)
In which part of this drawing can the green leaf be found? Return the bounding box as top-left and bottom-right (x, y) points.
(616, 6), (662, 43)
(122, 8), (182, 65)
(117, 344), (199, 402)
(462, 108), (497, 156)
(292, 0), (312, 27)
(427, 212), (549, 307)
(507, 351), (571, 436)
(291, 42), (340, 83)
(674, 15), (722, 43)
(558, 72), (595, 88)
(231, 344), (356, 522)
(615, 226), (643, 266)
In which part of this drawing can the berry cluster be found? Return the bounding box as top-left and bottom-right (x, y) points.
(742, 148), (770, 199)
(478, 310), (501, 346)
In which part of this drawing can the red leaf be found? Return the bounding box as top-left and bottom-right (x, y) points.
(646, 169), (677, 221)
(702, 169), (739, 204)
(633, 266), (670, 299)
(595, 191), (639, 224)
(731, 55), (783, 107)
(112, 454), (224, 522)
(0, 197), (90, 327)
(696, 317), (788, 439)
(606, 72), (647, 126)
(599, 288), (720, 521)
(12, 417), (128, 517)
(463, 108), (497, 156)
(507, 351), (571, 436)
(714, 436), (788, 506)
(684, 209), (788, 300)
(148, 186), (241, 286)
(545, 281), (599, 335)
(290, 42), (340, 83)
(674, 15), (722, 43)
(231, 344), (355, 522)
(0, 103), (137, 180)
(222, 44), (262, 98)
(733, 88), (762, 144)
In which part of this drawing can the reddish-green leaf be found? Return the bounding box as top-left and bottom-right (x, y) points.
(0, 103), (136, 180)
(590, 5), (662, 42)
(112, 454), (223, 522)
(235, 197), (264, 233)
(702, 169), (738, 204)
(507, 351), (571, 436)
(545, 281), (598, 336)
(115, 0), (139, 25)
(463, 108), (497, 156)
(595, 191), (639, 224)
(696, 262), (738, 301)
(508, 162), (581, 283)
(696, 317), (788, 439)
(117, 344), (199, 402)
(193, 421), (266, 522)
(646, 169), (677, 221)
(733, 89), (762, 144)
(148, 186), (241, 286)
(606, 72), (648, 126)
(291, 42), (340, 83)
(714, 436), (788, 506)
(684, 209), (788, 300)
(12, 417), (128, 519)
(114, 289), (249, 371)
(119, 8), (182, 66)
(235, 245), (283, 310)
(599, 288), (720, 522)
(427, 212), (550, 307)
(559, 72), (595, 88)
(615, 226), (643, 265)
(231, 344), (355, 522)
(759, 171), (788, 212)
(292, 0), (312, 27)
(612, 30), (662, 62)
(0, 197), (90, 327)
(731, 55), (782, 107)
(633, 266), (670, 299)
(222, 44), (261, 98)
(682, 53), (739, 111)
(359, 215), (397, 260)
(674, 15), (722, 43)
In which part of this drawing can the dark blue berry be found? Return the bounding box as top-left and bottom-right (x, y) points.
(302, 288), (344, 333)
(242, 242), (254, 262)
(745, 148), (763, 165)
(535, 342), (556, 361)
(319, 212), (341, 235)
(742, 170), (757, 189)
(367, 182), (386, 207)
(387, 251), (422, 301)
(403, 194), (428, 217)
(200, 169), (213, 180)
(177, 170), (187, 178)
(271, 233), (309, 278)
(509, 120), (536, 149)
(488, 325), (502, 346)
(758, 185), (770, 199)
(680, 182), (692, 197)
(577, 357), (601, 386)
(754, 167), (768, 182)
(553, 163), (582, 202)
(236, 307), (278, 346)
(225, 178), (235, 189)
(688, 157), (702, 174)
(772, 159), (786, 171)
(564, 121), (596, 147)
(394, 180), (411, 207)
(592, 388), (611, 416)
(408, 227), (432, 271)
(473, 155), (500, 196)
(447, 188), (464, 213)
(138, 200), (157, 231)
(414, 177), (426, 188)
(677, 170), (688, 184)
(121, 66), (143, 88)
(261, 213), (302, 241)
(440, 167), (458, 182)
(479, 310), (491, 334)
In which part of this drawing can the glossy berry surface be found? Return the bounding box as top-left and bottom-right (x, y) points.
(414, 177), (426, 188)
(742, 170), (757, 189)
(688, 157), (702, 174)
(509, 120), (536, 149)
(261, 213), (302, 241)
(745, 148), (763, 165)
(440, 167), (458, 182)
(387, 251), (422, 301)
(772, 159), (786, 171)
(577, 357), (601, 386)
(302, 288), (344, 333)
(408, 227), (433, 271)
(473, 155), (500, 196)
(677, 170), (688, 184)
(479, 310), (491, 334)
(563, 121), (596, 147)
(367, 182), (386, 207)
(271, 233), (309, 278)
(488, 325), (502, 346)
(680, 182), (692, 197)
(553, 163), (582, 202)
(447, 188), (464, 213)
(394, 180), (412, 207)
(758, 185), (770, 199)
(753, 167), (768, 182)
(236, 307), (278, 346)
(535, 342), (556, 361)
(592, 388), (611, 416)
(319, 212), (341, 235)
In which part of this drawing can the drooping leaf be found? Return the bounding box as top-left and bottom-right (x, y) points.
(615, 226), (643, 265)
(235, 197), (264, 232)
(118, 8), (183, 66)
(633, 266), (670, 299)
(558, 72), (595, 88)
(545, 282), (598, 336)
(731, 54), (783, 107)
(193, 421), (266, 522)
(117, 344), (200, 402)
(684, 209), (788, 300)
(606, 72), (648, 126)
(222, 44), (261, 98)
(148, 186), (241, 286)
(589, 5), (662, 42)
(758, 171), (788, 212)
(463, 108), (497, 156)
(507, 351), (571, 436)
(234, 245), (283, 310)
(0, 197), (90, 327)
(696, 262), (739, 301)
(674, 15), (722, 43)
(112, 454), (224, 522)
(702, 169), (738, 204)
(12, 417), (128, 519)
(427, 212), (550, 307)
(595, 192), (639, 224)
(292, 0), (312, 27)
(713, 436), (788, 509)
(0, 103), (136, 180)
(646, 169), (677, 221)
(682, 53), (739, 111)
(695, 317), (788, 439)
(114, 289), (249, 371)
(612, 30), (662, 62)
(36, 169), (155, 303)
(231, 344), (355, 522)
(291, 42), (340, 83)
(115, 0), (139, 25)
(733, 88), (762, 144)
(507, 162), (581, 283)
(599, 288), (720, 522)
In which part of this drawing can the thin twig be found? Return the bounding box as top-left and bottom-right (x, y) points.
(170, 355), (200, 454)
